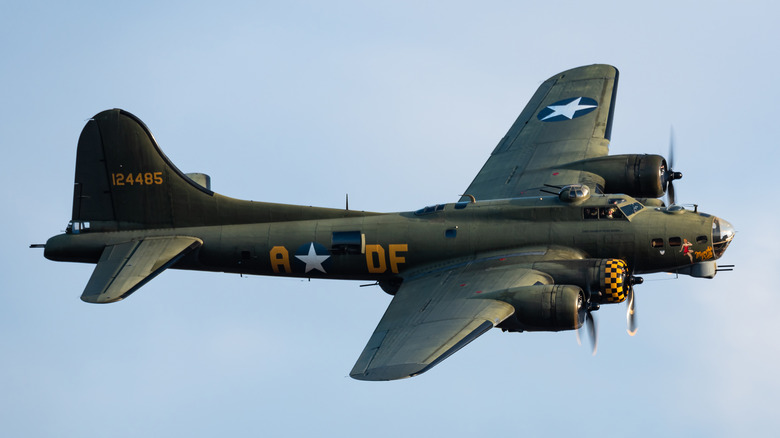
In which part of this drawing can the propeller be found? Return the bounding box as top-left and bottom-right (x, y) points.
(663, 128), (683, 205)
(576, 297), (599, 356)
(626, 286), (637, 336)
(626, 275), (643, 336)
(577, 274), (643, 354)
(585, 311), (598, 355)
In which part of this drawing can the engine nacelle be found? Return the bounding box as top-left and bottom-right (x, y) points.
(532, 258), (630, 305)
(566, 154), (667, 198)
(487, 284), (585, 333)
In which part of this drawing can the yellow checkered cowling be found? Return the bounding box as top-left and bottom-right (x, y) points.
(603, 259), (628, 303)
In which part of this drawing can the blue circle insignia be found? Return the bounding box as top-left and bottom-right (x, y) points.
(537, 97), (598, 122)
(293, 242), (332, 274)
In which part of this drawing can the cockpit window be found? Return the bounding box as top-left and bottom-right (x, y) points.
(619, 202), (644, 217)
(583, 206), (625, 220)
(601, 206), (623, 219)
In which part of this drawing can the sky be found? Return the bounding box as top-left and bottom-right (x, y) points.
(2, 1), (778, 436)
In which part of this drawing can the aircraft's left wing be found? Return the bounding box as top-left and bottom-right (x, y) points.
(350, 249), (559, 381)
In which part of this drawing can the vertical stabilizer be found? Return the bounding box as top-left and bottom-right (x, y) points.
(72, 109), (215, 230)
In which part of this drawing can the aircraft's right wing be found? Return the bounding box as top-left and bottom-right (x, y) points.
(350, 247), (582, 381)
(81, 236), (202, 303)
(460, 64), (618, 201)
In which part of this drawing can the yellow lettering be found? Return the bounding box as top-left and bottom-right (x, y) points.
(270, 246), (291, 273)
(365, 244), (386, 273)
(110, 171), (164, 186)
(388, 244), (407, 274)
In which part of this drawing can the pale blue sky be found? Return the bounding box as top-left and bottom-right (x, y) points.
(2, 1), (778, 437)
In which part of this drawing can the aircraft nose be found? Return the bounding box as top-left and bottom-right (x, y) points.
(712, 217), (735, 259)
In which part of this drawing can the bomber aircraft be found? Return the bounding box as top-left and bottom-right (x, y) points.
(37, 64), (735, 381)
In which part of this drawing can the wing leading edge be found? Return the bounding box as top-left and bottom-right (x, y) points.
(460, 64), (619, 201)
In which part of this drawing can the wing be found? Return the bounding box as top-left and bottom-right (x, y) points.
(350, 247), (573, 381)
(461, 64), (619, 201)
(81, 236), (202, 303)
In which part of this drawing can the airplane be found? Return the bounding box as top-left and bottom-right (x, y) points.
(36, 64), (735, 381)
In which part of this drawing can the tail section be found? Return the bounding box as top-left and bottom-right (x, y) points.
(73, 109), (218, 229)
(72, 109), (371, 231)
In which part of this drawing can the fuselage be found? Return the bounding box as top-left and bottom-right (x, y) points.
(45, 194), (734, 284)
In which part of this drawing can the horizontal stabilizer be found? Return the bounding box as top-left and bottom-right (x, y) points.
(81, 236), (202, 303)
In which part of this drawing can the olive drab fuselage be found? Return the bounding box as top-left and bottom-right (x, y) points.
(44, 193), (722, 285)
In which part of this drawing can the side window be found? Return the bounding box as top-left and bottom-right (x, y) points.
(651, 238), (664, 248)
(67, 221), (91, 234)
(584, 207), (624, 220)
(332, 231), (365, 255)
(599, 207), (623, 219)
(696, 235), (708, 244)
(669, 237), (682, 247)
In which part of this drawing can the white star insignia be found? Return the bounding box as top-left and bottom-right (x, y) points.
(541, 97), (597, 121)
(295, 243), (330, 273)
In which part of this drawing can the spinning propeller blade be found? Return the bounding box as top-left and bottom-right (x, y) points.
(665, 128), (683, 205)
(626, 286), (638, 336)
(577, 305), (598, 356)
(586, 312), (598, 356)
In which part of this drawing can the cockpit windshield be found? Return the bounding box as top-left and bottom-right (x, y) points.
(618, 202), (644, 218)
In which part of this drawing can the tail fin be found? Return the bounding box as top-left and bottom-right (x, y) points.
(72, 109), (372, 231)
(72, 109), (217, 229)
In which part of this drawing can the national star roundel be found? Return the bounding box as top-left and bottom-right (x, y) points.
(537, 97), (598, 122)
(293, 242), (332, 274)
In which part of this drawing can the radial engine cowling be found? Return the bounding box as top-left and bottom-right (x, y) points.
(532, 258), (630, 305)
(596, 258), (630, 304)
(571, 154), (667, 198)
(487, 284), (586, 333)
